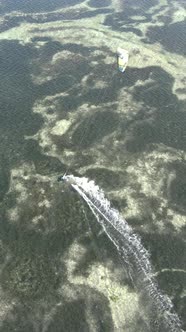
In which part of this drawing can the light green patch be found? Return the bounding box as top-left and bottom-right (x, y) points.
(51, 119), (72, 136)
(65, 241), (140, 330)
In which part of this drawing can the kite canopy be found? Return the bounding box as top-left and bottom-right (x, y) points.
(117, 47), (129, 73)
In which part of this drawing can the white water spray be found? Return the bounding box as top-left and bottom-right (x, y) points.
(61, 174), (182, 332)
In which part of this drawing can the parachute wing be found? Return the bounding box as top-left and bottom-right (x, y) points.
(117, 47), (129, 73)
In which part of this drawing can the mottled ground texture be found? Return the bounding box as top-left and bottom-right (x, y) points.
(0, 0), (186, 331)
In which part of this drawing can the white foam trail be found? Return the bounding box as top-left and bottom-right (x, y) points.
(62, 174), (182, 332)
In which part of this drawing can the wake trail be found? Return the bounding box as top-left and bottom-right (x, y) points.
(61, 174), (182, 332)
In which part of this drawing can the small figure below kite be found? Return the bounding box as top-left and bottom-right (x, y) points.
(117, 47), (129, 73)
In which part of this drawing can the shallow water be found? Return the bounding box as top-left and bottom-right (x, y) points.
(0, 0), (186, 331)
